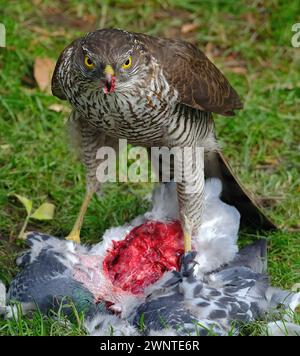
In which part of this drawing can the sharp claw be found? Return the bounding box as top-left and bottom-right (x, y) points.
(180, 251), (197, 277)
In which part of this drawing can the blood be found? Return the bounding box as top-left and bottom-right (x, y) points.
(103, 220), (184, 295)
(104, 75), (116, 93)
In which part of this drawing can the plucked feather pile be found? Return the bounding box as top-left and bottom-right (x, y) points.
(0, 179), (299, 336)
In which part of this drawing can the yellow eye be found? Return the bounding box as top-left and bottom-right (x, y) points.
(122, 56), (132, 69)
(84, 55), (94, 69)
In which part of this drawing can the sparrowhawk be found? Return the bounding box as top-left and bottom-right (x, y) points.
(51, 28), (243, 250)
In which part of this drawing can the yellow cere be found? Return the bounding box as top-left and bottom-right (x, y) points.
(84, 55), (95, 69)
(104, 64), (115, 75)
(122, 56), (132, 69)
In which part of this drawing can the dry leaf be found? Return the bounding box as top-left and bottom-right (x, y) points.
(181, 23), (198, 34)
(13, 194), (33, 215)
(33, 57), (55, 92)
(48, 104), (71, 113)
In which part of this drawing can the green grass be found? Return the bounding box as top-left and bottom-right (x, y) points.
(0, 0), (299, 335)
(0, 302), (88, 336)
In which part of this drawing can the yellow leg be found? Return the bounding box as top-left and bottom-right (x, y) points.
(184, 231), (192, 253)
(66, 190), (94, 244)
(182, 214), (192, 253)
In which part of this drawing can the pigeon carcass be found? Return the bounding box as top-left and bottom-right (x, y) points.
(0, 179), (299, 336)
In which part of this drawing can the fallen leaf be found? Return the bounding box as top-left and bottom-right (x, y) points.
(48, 104), (71, 113)
(33, 57), (55, 93)
(13, 194), (33, 215)
(181, 23), (198, 34)
(31, 202), (55, 220)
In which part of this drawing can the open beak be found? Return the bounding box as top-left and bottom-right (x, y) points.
(103, 65), (116, 94)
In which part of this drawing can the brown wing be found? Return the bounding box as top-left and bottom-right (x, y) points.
(136, 34), (243, 116)
(51, 38), (82, 100)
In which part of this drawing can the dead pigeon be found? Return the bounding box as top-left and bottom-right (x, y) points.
(121, 240), (300, 336)
(1, 179), (299, 335)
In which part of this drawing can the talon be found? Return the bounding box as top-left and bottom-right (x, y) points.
(180, 251), (197, 276)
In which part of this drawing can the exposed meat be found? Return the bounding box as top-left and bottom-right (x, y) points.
(103, 220), (184, 294)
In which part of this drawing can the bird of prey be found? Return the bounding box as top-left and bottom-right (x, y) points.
(51, 28), (243, 252)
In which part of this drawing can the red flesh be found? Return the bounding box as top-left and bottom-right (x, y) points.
(104, 75), (116, 93)
(103, 220), (184, 295)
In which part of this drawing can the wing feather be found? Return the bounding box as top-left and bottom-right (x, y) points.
(51, 38), (82, 100)
(135, 34), (243, 116)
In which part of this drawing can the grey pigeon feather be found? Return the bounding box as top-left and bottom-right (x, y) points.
(6, 233), (100, 319)
(128, 240), (300, 336)
(1, 234), (299, 336)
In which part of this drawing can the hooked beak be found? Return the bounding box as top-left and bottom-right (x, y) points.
(103, 65), (116, 94)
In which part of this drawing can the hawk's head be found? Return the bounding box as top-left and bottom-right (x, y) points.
(53, 28), (243, 116)
(68, 29), (150, 95)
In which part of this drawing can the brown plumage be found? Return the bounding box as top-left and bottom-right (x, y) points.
(126, 33), (243, 115)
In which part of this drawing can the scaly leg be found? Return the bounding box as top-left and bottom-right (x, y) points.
(66, 189), (94, 244)
(182, 214), (192, 252)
